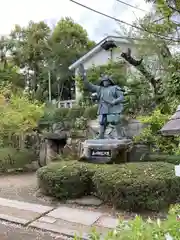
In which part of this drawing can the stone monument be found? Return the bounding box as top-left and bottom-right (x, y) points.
(77, 64), (132, 163)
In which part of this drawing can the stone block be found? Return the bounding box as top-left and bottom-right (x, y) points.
(47, 206), (103, 226)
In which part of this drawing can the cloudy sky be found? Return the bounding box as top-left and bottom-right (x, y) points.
(0, 0), (152, 41)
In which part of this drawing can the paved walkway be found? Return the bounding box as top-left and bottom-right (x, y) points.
(0, 197), (120, 239)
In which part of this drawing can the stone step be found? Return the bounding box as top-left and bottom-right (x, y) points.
(29, 206), (120, 238)
(0, 197), (53, 225)
(0, 197), (124, 238)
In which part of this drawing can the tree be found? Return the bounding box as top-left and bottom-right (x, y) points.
(6, 18), (95, 102)
(0, 85), (44, 145)
(48, 17), (95, 101)
(0, 36), (24, 90)
(117, 1), (180, 113)
(9, 21), (51, 95)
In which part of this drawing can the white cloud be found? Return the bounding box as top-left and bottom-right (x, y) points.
(0, 0), (151, 40)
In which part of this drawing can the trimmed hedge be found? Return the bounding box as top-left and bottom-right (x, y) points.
(37, 161), (95, 199)
(93, 162), (180, 211)
(144, 154), (180, 165)
(37, 161), (180, 211)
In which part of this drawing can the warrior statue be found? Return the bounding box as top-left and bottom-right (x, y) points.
(78, 64), (124, 139)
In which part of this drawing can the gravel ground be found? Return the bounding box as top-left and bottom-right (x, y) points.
(0, 220), (66, 240)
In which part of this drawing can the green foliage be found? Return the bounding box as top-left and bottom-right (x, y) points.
(37, 161), (180, 211)
(80, 211), (180, 240)
(0, 87), (44, 142)
(66, 106), (85, 119)
(93, 162), (179, 211)
(134, 109), (180, 154)
(83, 105), (98, 120)
(74, 116), (87, 130)
(37, 161), (92, 199)
(145, 154), (180, 165)
(138, 109), (169, 132)
(40, 104), (98, 131)
(53, 107), (70, 123)
(0, 18), (94, 102)
(0, 147), (36, 172)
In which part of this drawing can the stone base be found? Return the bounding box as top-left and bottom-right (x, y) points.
(78, 139), (132, 163)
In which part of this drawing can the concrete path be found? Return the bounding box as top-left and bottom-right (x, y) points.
(0, 197), (120, 239)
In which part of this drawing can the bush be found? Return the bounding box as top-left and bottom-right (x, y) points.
(37, 161), (96, 199)
(93, 162), (180, 211)
(67, 106), (85, 119)
(144, 154), (180, 165)
(83, 105), (98, 120)
(53, 107), (69, 122)
(37, 161), (180, 211)
(134, 109), (179, 154)
(0, 147), (36, 172)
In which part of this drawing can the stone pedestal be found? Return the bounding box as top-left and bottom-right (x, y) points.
(78, 139), (132, 164)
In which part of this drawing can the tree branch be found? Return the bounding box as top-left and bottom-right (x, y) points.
(166, 2), (180, 13)
(121, 48), (158, 95)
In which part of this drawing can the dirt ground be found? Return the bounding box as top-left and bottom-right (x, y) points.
(0, 173), (55, 206)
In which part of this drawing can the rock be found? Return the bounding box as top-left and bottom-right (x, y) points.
(67, 196), (102, 206)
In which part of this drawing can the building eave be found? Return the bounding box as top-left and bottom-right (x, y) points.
(68, 35), (136, 70)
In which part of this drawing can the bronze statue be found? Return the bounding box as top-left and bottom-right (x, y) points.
(78, 64), (124, 139)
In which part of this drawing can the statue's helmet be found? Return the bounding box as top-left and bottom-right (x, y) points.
(99, 74), (115, 86)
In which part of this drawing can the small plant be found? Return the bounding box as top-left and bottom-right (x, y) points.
(74, 116), (87, 130)
(85, 213), (180, 240)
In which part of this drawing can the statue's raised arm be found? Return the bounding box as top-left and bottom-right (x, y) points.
(78, 64), (100, 93)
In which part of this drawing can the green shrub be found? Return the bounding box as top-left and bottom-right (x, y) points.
(144, 154), (180, 165)
(37, 161), (96, 199)
(83, 105), (98, 120)
(53, 108), (69, 122)
(93, 162), (180, 211)
(0, 147), (36, 172)
(134, 109), (179, 154)
(67, 106), (85, 119)
(37, 161), (180, 211)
